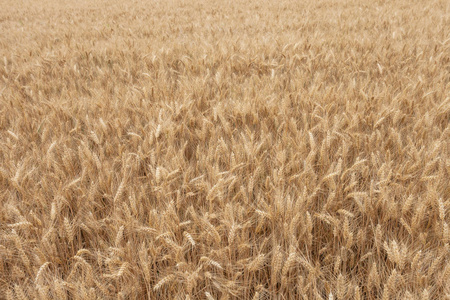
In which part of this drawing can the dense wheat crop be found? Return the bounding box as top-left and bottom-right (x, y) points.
(0, 0), (449, 298)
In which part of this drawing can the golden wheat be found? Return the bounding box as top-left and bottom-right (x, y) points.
(0, 0), (449, 298)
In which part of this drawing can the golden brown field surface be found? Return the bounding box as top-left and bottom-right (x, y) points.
(0, 0), (449, 299)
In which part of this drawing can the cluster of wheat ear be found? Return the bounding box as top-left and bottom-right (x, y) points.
(0, 0), (449, 299)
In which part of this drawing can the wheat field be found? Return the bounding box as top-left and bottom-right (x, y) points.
(0, 0), (449, 299)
